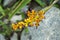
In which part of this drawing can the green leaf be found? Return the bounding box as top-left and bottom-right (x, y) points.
(50, 0), (54, 4)
(9, 0), (31, 20)
(24, 27), (29, 33)
(35, 0), (46, 7)
(0, 5), (5, 19)
(0, 0), (2, 3)
(20, 12), (26, 19)
(54, 4), (60, 9)
(11, 0), (21, 9)
(0, 5), (5, 16)
(0, 23), (12, 36)
(0, 20), (4, 25)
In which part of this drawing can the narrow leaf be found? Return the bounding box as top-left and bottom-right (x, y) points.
(9, 0), (31, 20)
(35, 0), (46, 7)
(0, 5), (5, 16)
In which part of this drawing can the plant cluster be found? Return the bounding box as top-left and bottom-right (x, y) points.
(0, 0), (59, 40)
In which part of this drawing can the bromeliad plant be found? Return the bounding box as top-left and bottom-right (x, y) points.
(0, 0), (59, 40)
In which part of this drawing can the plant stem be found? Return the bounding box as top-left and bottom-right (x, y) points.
(17, 32), (21, 40)
(17, 28), (24, 40)
(43, 0), (59, 12)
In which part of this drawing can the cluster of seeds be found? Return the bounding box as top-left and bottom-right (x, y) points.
(12, 10), (45, 30)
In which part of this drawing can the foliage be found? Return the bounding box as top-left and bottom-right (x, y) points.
(0, 0), (31, 36)
(9, 0), (31, 20)
(35, 0), (46, 7)
(0, 5), (5, 19)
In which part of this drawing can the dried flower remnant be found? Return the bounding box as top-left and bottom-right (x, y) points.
(12, 10), (45, 30)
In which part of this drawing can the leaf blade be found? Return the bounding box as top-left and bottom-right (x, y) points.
(9, 0), (31, 20)
(35, 0), (46, 7)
